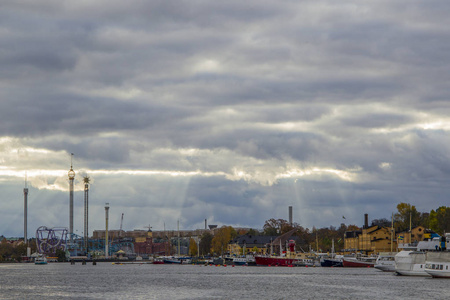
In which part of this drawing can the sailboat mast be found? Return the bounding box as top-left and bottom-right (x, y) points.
(391, 213), (394, 252)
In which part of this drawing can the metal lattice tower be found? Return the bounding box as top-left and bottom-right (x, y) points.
(84, 176), (90, 252)
(68, 153), (75, 242)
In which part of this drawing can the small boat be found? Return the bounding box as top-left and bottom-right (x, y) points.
(374, 252), (397, 272)
(163, 257), (182, 264)
(342, 255), (376, 267)
(320, 240), (343, 267)
(152, 257), (165, 264)
(293, 258), (316, 267)
(321, 257), (343, 267)
(233, 257), (248, 266)
(35, 256), (48, 265)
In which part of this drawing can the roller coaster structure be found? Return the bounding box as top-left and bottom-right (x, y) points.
(36, 226), (135, 257)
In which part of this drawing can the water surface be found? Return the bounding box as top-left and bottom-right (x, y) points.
(0, 263), (448, 299)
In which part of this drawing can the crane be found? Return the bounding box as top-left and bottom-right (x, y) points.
(119, 213), (124, 238)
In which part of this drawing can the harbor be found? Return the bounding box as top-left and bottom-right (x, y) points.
(0, 262), (448, 300)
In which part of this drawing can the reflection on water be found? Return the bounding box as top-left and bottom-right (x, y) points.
(0, 263), (449, 299)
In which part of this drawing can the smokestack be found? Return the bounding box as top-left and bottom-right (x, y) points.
(289, 206), (293, 226)
(364, 213), (368, 229)
(105, 203), (110, 258)
(205, 219), (207, 230)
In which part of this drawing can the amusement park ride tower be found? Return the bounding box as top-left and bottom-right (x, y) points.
(68, 153), (75, 242)
(24, 174), (31, 256)
(83, 176), (90, 251)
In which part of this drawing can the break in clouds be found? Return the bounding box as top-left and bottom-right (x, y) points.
(1, 0), (450, 236)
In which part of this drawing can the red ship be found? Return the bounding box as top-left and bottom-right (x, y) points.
(255, 239), (303, 266)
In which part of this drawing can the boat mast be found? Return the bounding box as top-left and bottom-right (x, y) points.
(391, 213), (394, 253)
(409, 208), (412, 244)
(332, 239), (335, 257)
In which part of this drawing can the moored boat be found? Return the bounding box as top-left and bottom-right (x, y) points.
(255, 239), (313, 267)
(232, 257), (248, 266)
(374, 252), (397, 272)
(321, 257), (343, 267)
(424, 251), (450, 278)
(394, 250), (429, 276)
(152, 257), (165, 264)
(320, 239), (343, 267)
(34, 256), (48, 265)
(163, 257), (182, 264)
(342, 255), (376, 267)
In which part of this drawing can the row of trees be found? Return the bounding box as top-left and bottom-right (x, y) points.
(375, 203), (450, 235)
(188, 203), (450, 256)
(0, 239), (36, 262)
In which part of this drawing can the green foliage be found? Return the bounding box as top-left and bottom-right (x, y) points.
(247, 229), (259, 236)
(199, 232), (213, 256)
(56, 249), (66, 262)
(263, 219), (294, 236)
(429, 206), (450, 235)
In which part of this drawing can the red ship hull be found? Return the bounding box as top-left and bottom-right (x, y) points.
(255, 256), (296, 266)
(342, 258), (375, 268)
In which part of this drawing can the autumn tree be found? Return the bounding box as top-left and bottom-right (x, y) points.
(394, 203), (421, 232)
(189, 238), (198, 257)
(211, 226), (236, 256)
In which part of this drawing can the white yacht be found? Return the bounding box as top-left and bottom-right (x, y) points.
(425, 240), (450, 278)
(374, 252), (396, 272)
(394, 238), (440, 276)
(395, 250), (429, 276)
(424, 249), (450, 278)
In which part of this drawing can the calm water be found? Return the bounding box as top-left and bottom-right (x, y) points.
(0, 263), (449, 299)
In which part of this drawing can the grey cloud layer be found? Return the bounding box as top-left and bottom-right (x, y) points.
(1, 1), (450, 235)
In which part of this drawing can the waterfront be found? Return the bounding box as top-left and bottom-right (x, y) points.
(0, 264), (449, 299)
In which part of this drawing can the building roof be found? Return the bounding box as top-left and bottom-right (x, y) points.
(231, 235), (278, 247)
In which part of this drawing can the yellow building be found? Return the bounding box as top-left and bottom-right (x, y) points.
(396, 226), (427, 245)
(344, 225), (396, 255)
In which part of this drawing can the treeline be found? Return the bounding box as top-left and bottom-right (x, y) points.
(0, 239), (36, 262)
(192, 202), (450, 255)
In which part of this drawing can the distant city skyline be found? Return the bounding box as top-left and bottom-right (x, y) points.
(2, 1), (450, 237)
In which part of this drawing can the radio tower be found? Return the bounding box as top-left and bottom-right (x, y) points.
(83, 175), (90, 252)
(68, 153), (75, 241)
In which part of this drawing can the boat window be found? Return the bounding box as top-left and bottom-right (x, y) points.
(446, 266), (448, 270)
(441, 265), (443, 270)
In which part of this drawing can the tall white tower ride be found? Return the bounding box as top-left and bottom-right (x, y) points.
(68, 153), (75, 241)
(83, 176), (90, 252)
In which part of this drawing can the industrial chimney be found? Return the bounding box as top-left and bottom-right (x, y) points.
(289, 206), (293, 226)
(364, 213), (369, 229)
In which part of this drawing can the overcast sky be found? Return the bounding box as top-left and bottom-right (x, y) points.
(2, 1), (450, 237)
